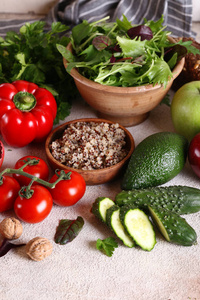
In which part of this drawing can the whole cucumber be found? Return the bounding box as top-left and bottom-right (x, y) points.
(115, 185), (200, 215)
(148, 205), (197, 246)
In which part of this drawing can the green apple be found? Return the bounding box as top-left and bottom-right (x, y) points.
(171, 81), (200, 141)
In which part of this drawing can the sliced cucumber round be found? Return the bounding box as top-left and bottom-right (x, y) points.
(92, 197), (115, 222)
(106, 205), (135, 248)
(120, 205), (156, 251)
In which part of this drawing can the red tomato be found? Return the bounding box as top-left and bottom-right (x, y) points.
(188, 133), (200, 178)
(13, 155), (49, 186)
(14, 185), (53, 223)
(0, 140), (4, 168)
(0, 175), (21, 212)
(49, 170), (86, 206)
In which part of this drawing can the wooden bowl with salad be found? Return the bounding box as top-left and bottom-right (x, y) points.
(60, 16), (186, 127)
(45, 118), (135, 185)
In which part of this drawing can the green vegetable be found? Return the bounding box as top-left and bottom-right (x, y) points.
(96, 237), (118, 257)
(54, 216), (84, 245)
(57, 15), (200, 88)
(106, 205), (135, 248)
(148, 206), (197, 246)
(91, 197), (115, 222)
(115, 185), (200, 215)
(120, 205), (156, 251)
(121, 132), (188, 190)
(0, 21), (78, 124)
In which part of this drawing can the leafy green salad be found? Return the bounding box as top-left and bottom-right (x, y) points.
(57, 15), (199, 88)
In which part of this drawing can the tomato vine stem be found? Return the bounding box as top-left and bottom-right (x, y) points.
(0, 158), (72, 198)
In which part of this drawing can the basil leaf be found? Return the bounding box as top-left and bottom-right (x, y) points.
(55, 216), (84, 245)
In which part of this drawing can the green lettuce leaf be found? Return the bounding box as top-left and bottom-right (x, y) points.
(116, 36), (146, 58)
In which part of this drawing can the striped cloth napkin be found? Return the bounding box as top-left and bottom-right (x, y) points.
(0, 0), (196, 38)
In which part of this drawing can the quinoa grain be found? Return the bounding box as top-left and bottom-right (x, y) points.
(49, 121), (128, 170)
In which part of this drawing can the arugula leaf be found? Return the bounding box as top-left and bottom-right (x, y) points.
(144, 15), (165, 33)
(72, 20), (92, 45)
(95, 63), (136, 85)
(55, 216), (84, 245)
(116, 15), (132, 32)
(96, 237), (118, 257)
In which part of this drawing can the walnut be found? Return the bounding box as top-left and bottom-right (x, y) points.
(0, 217), (23, 239)
(26, 237), (53, 261)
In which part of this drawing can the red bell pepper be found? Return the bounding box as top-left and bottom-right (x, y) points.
(0, 80), (57, 147)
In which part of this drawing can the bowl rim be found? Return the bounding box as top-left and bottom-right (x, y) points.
(45, 118), (135, 174)
(63, 37), (185, 94)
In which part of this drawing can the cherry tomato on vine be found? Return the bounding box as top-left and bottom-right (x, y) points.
(0, 175), (21, 212)
(0, 140), (4, 168)
(14, 185), (53, 223)
(49, 170), (86, 206)
(188, 133), (200, 178)
(13, 155), (49, 186)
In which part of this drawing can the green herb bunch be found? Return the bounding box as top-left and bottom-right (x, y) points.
(0, 21), (78, 123)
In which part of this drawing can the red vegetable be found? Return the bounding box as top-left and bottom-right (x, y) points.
(0, 80), (57, 147)
(14, 185), (53, 223)
(188, 133), (200, 178)
(127, 25), (153, 41)
(0, 175), (21, 212)
(0, 140), (4, 168)
(13, 155), (49, 186)
(49, 170), (86, 206)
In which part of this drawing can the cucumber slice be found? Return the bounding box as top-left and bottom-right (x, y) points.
(120, 205), (156, 251)
(148, 205), (197, 246)
(91, 197), (115, 222)
(106, 205), (135, 248)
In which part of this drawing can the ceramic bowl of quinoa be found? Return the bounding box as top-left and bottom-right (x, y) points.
(45, 118), (135, 185)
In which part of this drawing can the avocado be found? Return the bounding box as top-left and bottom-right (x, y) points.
(121, 132), (188, 190)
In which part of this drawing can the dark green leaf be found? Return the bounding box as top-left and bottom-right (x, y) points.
(160, 93), (171, 106)
(167, 52), (178, 70)
(72, 20), (92, 45)
(51, 22), (69, 33)
(54, 100), (71, 124)
(96, 237), (118, 257)
(116, 15), (132, 31)
(56, 44), (75, 62)
(55, 216), (84, 245)
(144, 15), (165, 33)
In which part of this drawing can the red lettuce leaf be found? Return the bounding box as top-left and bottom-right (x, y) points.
(127, 25), (153, 41)
(0, 239), (25, 257)
(92, 35), (112, 51)
(54, 216), (84, 245)
(164, 44), (187, 63)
